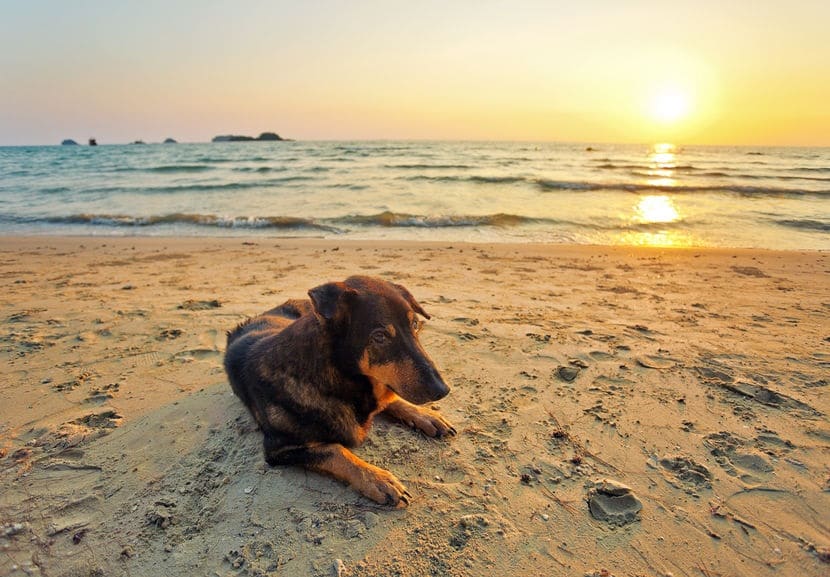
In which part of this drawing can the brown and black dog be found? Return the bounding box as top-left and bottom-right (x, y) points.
(224, 276), (454, 507)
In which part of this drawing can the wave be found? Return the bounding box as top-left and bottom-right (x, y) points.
(400, 174), (828, 197)
(232, 166), (288, 173)
(612, 168), (830, 183)
(39, 186), (72, 194)
(402, 174), (527, 185)
(3, 211), (555, 231)
(81, 176), (316, 195)
(112, 164), (215, 174)
(535, 179), (830, 197)
(774, 218), (830, 232)
(793, 166), (830, 174)
(334, 211), (551, 228)
(535, 179), (602, 191)
(31, 213), (339, 232)
(385, 163), (474, 170)
(193, 157), (236, 163)
(596, 162), (699, 171)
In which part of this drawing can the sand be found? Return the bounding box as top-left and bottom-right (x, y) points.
(0, 235), (828, 577)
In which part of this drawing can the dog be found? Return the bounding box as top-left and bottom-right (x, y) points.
(224, 275), (455, 507)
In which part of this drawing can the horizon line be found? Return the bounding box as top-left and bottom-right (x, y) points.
(2, 138), (829, 149)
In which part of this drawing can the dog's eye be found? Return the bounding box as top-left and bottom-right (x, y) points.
(371, 330), (389, 345)
(411, 319), (422, 333)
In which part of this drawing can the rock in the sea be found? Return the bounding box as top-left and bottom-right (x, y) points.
(163, 137), (177, 144)
(587, 479), (642, 526)
(212, 132), (286, 142)
(213, 134), (254, 142)
(61, 139), (79, 146)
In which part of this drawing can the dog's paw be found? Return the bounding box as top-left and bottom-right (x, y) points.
(408, 408), (457, 439)
(357, 466), (411, 508)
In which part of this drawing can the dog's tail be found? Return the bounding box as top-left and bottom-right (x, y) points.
(226, 318), (254, 347)
(264, 299), (313, 320)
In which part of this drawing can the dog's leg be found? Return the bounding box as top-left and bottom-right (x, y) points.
(384, 396), (456, 438)
(266, 437), (411, 507)
(310, 443), (411, 507)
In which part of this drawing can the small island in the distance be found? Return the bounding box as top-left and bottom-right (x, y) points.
(58, 133), (290, 146)
(212, 132), (287, 142)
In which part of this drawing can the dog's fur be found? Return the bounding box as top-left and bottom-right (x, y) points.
(224, 276), (454, 506)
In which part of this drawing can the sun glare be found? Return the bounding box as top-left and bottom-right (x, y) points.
(650, 86), (691, 124)
(636, 195), (680, 224)
(622, 195), (690, 247)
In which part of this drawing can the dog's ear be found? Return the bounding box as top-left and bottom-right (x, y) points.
(392, 282), (431, 320)
(308, 281), (356, 321)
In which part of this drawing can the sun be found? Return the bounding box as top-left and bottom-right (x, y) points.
(649, 85), (691, 124)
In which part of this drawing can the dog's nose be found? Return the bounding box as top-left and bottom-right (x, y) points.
(425, 367), (450, 401)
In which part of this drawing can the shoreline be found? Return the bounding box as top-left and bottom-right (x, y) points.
(1, 235), (828, 576)
(1, 232), (827, 253)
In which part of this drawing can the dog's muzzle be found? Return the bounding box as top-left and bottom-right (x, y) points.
(410, 361), (450, 405)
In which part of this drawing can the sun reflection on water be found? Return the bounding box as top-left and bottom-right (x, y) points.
(648, 142), (679, 173)
(622, 194), (693, 247)
(612, 143), (699, 247)
(636, 195), (679, 224)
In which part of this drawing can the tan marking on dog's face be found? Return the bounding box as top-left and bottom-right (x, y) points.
(359, 350), (417, 410)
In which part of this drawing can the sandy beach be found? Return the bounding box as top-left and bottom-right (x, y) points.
(1, 235), (827, 577)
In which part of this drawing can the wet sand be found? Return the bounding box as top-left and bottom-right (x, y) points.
(1, 236), (828, 577)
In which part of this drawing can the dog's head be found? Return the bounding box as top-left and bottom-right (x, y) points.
(308, 276), (449, 405)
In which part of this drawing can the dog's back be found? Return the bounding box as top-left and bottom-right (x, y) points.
(224, 298), (315, 411)
(226, 298), (312, 346)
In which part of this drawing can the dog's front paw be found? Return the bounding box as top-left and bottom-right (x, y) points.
(386, 400), (457, 439)
(357, 465), (411, 508)
(408, 407), (456, 439)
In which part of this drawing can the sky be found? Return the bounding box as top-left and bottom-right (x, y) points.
(1, 0), (829, 146)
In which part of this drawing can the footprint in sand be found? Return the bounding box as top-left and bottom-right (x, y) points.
(199, 328), (226, 351)
(34, 411), (123, 451)
(456, 332), (479, 342)
(556, 366), (580, 382)
(177, 299), (222, 311)
(157, 328), (183, 340)
(72, 410), (122, 429)
(731, 265), (769, 278)
(85, 383), (120, 403)
(174, 349), (222, 362)
(703, 431), (774, 481)
(636, 355), (676, 369)
(586, 479), (642, 526)
(53, 370), (94, 392)
(657, 455), (713, 491)
(588, 350), (615, 361)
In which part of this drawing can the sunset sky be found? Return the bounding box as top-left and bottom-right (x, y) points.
(1, 0), (828, 146)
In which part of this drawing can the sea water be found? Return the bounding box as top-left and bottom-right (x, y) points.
(0, 141), (827, 249)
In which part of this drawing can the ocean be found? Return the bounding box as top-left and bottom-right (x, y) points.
(0, 141), (827, 250)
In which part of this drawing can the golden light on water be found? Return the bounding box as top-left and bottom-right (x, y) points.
(622, 190), (690, 247)
(636, 195), (680, 224)
(621, 143), (695, 246)
(650, 142), (677, 166)
(621, 229), (693, 247)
